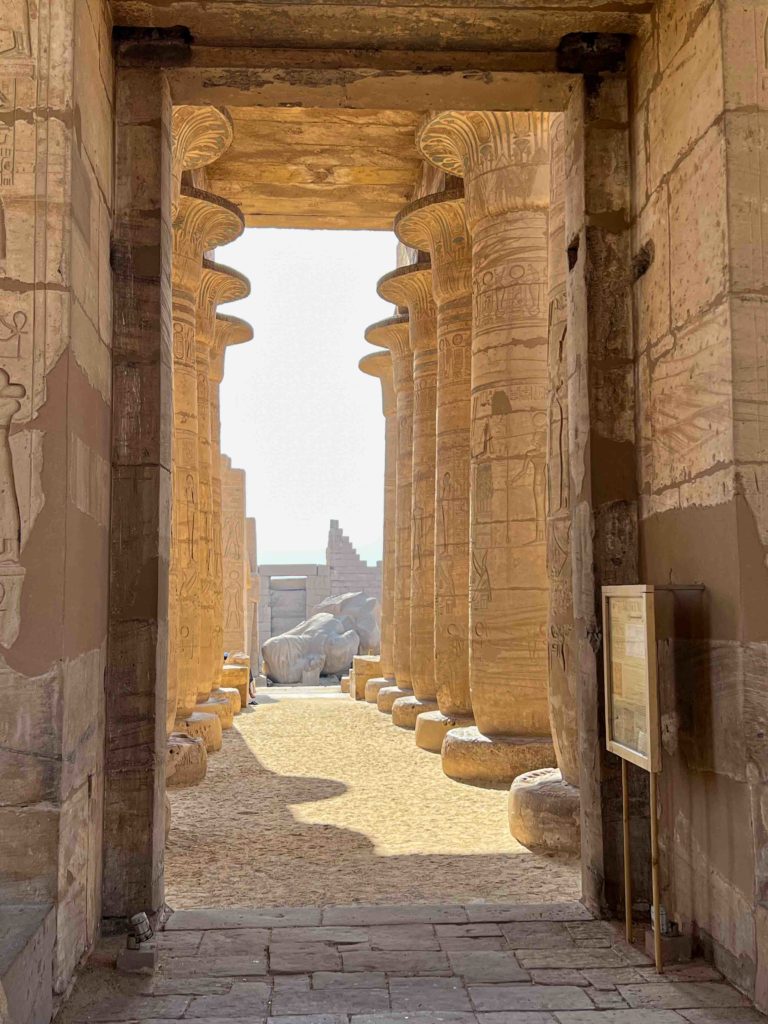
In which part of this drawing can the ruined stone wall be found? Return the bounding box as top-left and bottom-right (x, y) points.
(629, 2), (768, 1000)
(326, 519), (382, 602)
(0, 0), (114, 993)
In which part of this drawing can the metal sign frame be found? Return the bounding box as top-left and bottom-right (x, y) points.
(602, 583), (662, 774)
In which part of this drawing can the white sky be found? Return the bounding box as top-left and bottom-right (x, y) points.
(217, 228), (397, 567)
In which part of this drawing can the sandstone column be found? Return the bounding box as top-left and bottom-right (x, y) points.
(195, 260), (252, 720)
(213, 314), (255, 707)
(419, 112), (556, 782)
(221, 454), (249, 661)
(164, 107), (235, 785)
(358, 350), (397, 703)
(170, 187), (243, 750)
(509, 114), (580, 852)
(377, 266), (439, 729)
(395, 187), (475, 755)
(364, 315), (413, 713)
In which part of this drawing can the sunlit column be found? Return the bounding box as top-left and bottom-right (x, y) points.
(509, 114), (580, 852)
(364, 315), (414, 713)
(419, 112), (556, 783)
(195, 260), (252, 720)
(395, 186), (475, 756)
(166, 107), (233, 788)
(376, 265), (439, 730)
(358, 350), (398, 703)
(213, 314), (255, 708)
(170, 187), (243, 753)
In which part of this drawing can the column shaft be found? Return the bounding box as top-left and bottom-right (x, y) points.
(381, 407), (398, 679)
(419, 111), (556, 781)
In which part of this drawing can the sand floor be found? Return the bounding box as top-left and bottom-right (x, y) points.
(166, 689), (580, 909)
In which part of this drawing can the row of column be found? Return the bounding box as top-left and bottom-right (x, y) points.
(357, 111), (580, 854)
(166, 107), (255, 788)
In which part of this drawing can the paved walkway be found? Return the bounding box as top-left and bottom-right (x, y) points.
(60, 901), (761, 1023)
(166, 688), (579, 908)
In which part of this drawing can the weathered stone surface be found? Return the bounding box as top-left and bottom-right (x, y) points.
(198, 929), (270, 955)
(269, 945), (342, 973)
(161, 954), (267, 977)
(469, 983), (593, 1011)
(391, 695), (440, 730)
(166, 907), (321, 930)
(324, 905), (467, 926)
(167, 733), (208, 788)
(173, 712), (222, 754)
(185, 982), (271, 1017)
(443, 727), (557, 784)
(508, 768), (580, 855)
(270, 987), (390, 1015)
(447, 951), (530, 983)
(341, 950), (451, 975)
(389, 976), (472, 1011)
(618, 983), (750, 1009)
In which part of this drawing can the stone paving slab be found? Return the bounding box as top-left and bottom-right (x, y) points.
(57, 903), (762, 1024)
(466, 903), (592, 923)
(166, 908), (321, 931)
(389, 976), (473, 1011)
(323, 904), (469, 926)
(470, 984), (595, 1012)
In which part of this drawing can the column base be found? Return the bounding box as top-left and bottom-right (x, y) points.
(391, 695), (439, 729)
(442, 726), (556, 784)
(175, 711), (222, 753)
(195, 694), (234, 731)
(213, 686), (242, 716)
(221, 664), (249, 706)
(351, 655), (382, 700)
(365, 676), (395, 703)
(415, 710), (475, 753)
(340, 674), (351, 693)
(167, 732), (208, 787)
(508, 767), (581, 854)
(377, 685), (413, 713)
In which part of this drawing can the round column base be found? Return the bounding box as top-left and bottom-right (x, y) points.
(167, 732), (208, 787)
(442, 726), (556, 784)
(365, 676), (395, 703)
(195, 695), (234, 731)
(221, 664), (249, 706)
(509, 767), (581, 854)
(340, 675), (350, 693)
(415, 710), (475, 753)
(175, 711), (222, 753)
(391, 695), (439, 730)
(213, 686), (242, 716)
(377, 685), (413, 714)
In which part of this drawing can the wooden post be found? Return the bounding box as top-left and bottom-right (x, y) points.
(621, 759), (632, 944)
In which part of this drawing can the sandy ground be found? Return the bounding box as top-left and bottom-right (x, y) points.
(166, 689), (580, 909)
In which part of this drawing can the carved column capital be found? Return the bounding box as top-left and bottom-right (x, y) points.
(395, 188), (471, 306)
(174, 188), (244, 258)
(359, 349), (396, 419)
(198, 259), (251, 351)
(418, 112), (550, 223)
(365, 315), (411, 391)
(377, 264), (436, 355)
(171, 106), (234, 219)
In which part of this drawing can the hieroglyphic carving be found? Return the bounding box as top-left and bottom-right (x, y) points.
(221, 458), (248, 653)
(377, 266), (437, 703)
(358, 349), (396, 678)
(365, 314), (412, 689)
(395, 188), (473, 717)
(0, 368), (25, 644)
(419, 110), (551, 741)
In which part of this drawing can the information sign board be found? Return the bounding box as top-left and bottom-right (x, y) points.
(602, 585), (661, 773)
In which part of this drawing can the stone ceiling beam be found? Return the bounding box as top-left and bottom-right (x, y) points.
(164, 67), (580, 112)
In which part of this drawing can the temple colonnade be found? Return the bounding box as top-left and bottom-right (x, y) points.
(358, 111), (580, 856)
(165, 107), (258, 790)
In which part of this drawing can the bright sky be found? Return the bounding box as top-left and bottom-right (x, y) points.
(217, 229), (397, 567)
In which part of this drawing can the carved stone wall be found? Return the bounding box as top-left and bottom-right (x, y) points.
(628, 4), (768, 1003)
(0, 0), (114, 994)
